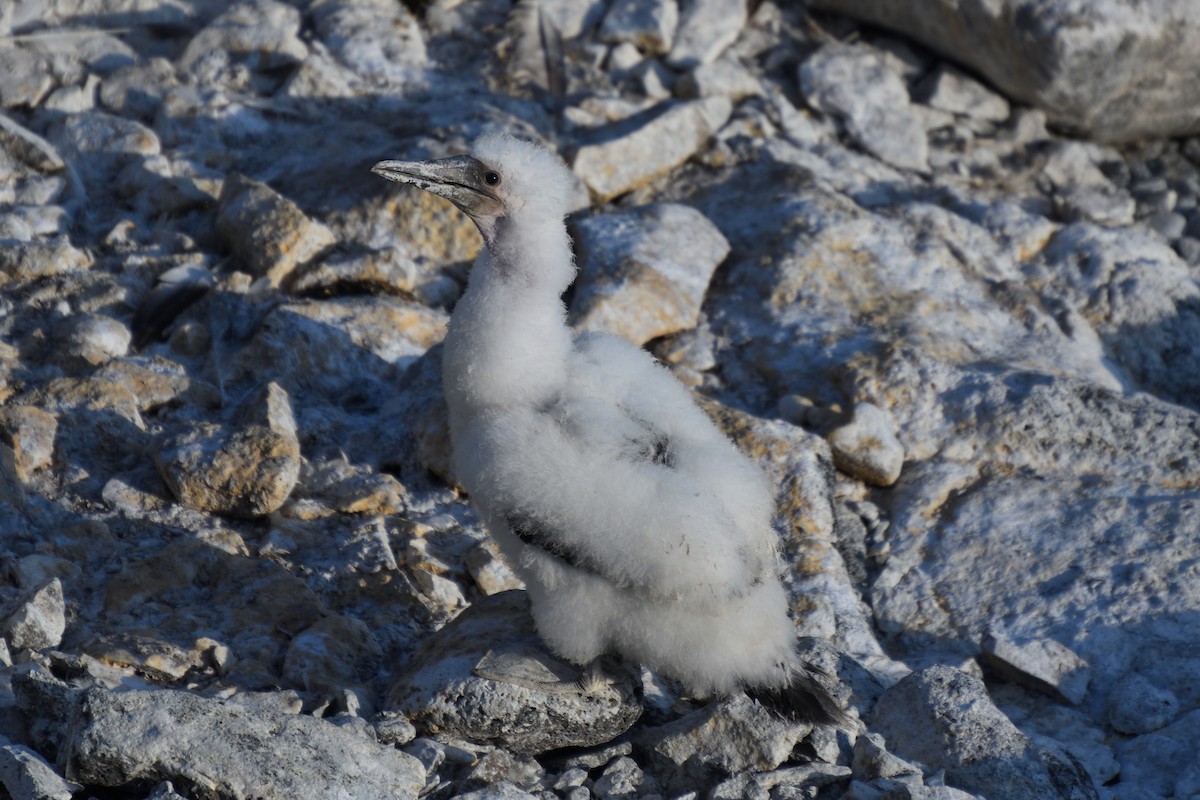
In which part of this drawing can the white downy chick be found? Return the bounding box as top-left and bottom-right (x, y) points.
(373, 133), (847, 725)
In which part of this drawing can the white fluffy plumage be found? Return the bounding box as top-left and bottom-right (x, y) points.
(374, 133), (844, 723)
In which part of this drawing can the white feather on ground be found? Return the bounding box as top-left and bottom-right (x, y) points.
(373, 133), (847, 724)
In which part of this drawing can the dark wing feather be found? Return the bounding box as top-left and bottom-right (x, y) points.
(507, 513), (594, 574)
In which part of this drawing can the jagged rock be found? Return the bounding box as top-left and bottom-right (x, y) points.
(826, 402), (905, 487)
(573, 97), (732, 201)
(570, 203), (729, 344)
(284, 458), (406, 519)
(981, 626), (1090, 705)
(49, 111), (161, 182)
(179, 0), (308, 85)
(99, 58), (179, 121)
(675, 57), (763, 100)
(915, 64), (1010, 123)
(463, 749), (545, 793)
(710, 764), (853, 800)
(1, 579), (66, 652)
(0, 406), (57, 480)
(465, 539), (524, 596)
(288, 244), (420, 296)
(592, 755), (655, 798)
(232, 298), (446, 402)
(598, 0), (679, 56)
(154, 422), (301, 517)
(83, 633), (211, 683)
(0, 48), (53, 108)
(872, 666), (1098, 800)
(282, 615), (382, 694)
(94, 357), (221, 413)
(0, 742), (78, 800)
(666, 0), (748, 68)
(216, 173), (336, 286)
(1115, 709), (1200, 799)
(310, 0), (427, 86)
(807, 0), (1200, 142)
(851, 733), (923, 782)
(51, 313), (131, 372)
(638, 695), (812, 791)
(1107, 673), (1180, 735)
(799, 43), (928, 173)
(388, 591), (642, 754)
(64, 687), (425, 800)
(0, 242), (92, 279)
(454, 783), (537, 800)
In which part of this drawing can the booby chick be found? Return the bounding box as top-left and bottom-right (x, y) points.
(373, 133), (847, 725)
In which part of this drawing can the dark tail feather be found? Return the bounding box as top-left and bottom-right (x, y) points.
(747, 662), (855, 728)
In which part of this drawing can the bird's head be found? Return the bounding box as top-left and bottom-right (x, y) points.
(372, 132), (574, 250)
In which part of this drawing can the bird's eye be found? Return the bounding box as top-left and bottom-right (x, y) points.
(484, 171), (501, 186)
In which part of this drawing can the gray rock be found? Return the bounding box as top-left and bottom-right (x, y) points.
(42, 78), (98, 114)
(981, 626), (1090, 705)
(310, 0), (427, 87)
(675, 58), (763, 101)
(799, 43), (929, 172)
(282, 615), (382, 694)
(145, 782), (189, 800)
(915, 65), (1011, 123)
(598, 0), (679, 56)
(179, 0), (308, 85)
(464, 749), (546, 792)
(49, 111), (161, 182)
(453, 783), (539, 800)
(1032, 223), (1200, 406)
(573, 96), (732, 201)
(1115, 709), (1200, 799)
(872, 666), (1098, 800)
(666, 0), (748, 68)
(216, 173), (336, 286)
(0, 241), (92, 279)
(851, 732), (923, 781)
(0, 49), (53, 109)
(99, 58), (179, 121)
(1144, 210), (1187, 240)
(592, 756), (650, 799)
(638, 695), (811, 791)
(1, 579), (66, 652)
(1107, 672), (1179, 734)
(0, 406), (57, 480)
(710, 764), (852, 800)
(807, 0), (1200, 142)
(154, 421), (301, 518)
(1056, 185), (1137, 226)
(0, 742), (78, 800)
(64, 687), (425, 799)
(288, 245), (420, 297)
(388, 591), (642, 754)
(569, 203), (729, 344)
(826, 402), (905, 487)
(52, 313), (132, 372)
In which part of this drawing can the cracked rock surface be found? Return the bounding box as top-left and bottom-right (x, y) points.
(0, 1), (1198, 798)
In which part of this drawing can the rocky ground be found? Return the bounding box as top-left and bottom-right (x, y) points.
(1, 0), (1199, 798)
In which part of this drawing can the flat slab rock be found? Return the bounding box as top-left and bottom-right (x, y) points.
(64, 686), (425, 800)
(388, 591), (642, 755)
(807, 0), (1200, 142)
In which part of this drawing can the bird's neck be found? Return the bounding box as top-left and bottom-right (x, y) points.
(442, 217), (575, 414)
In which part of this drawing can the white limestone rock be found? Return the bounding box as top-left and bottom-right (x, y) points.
(570, 203), (729, 344)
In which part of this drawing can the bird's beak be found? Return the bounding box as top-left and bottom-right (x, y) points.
(372, 155), (504, 222)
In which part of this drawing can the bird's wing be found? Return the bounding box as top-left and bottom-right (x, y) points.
(571, 331), (777, 540)
(478, 399), (768, 605)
